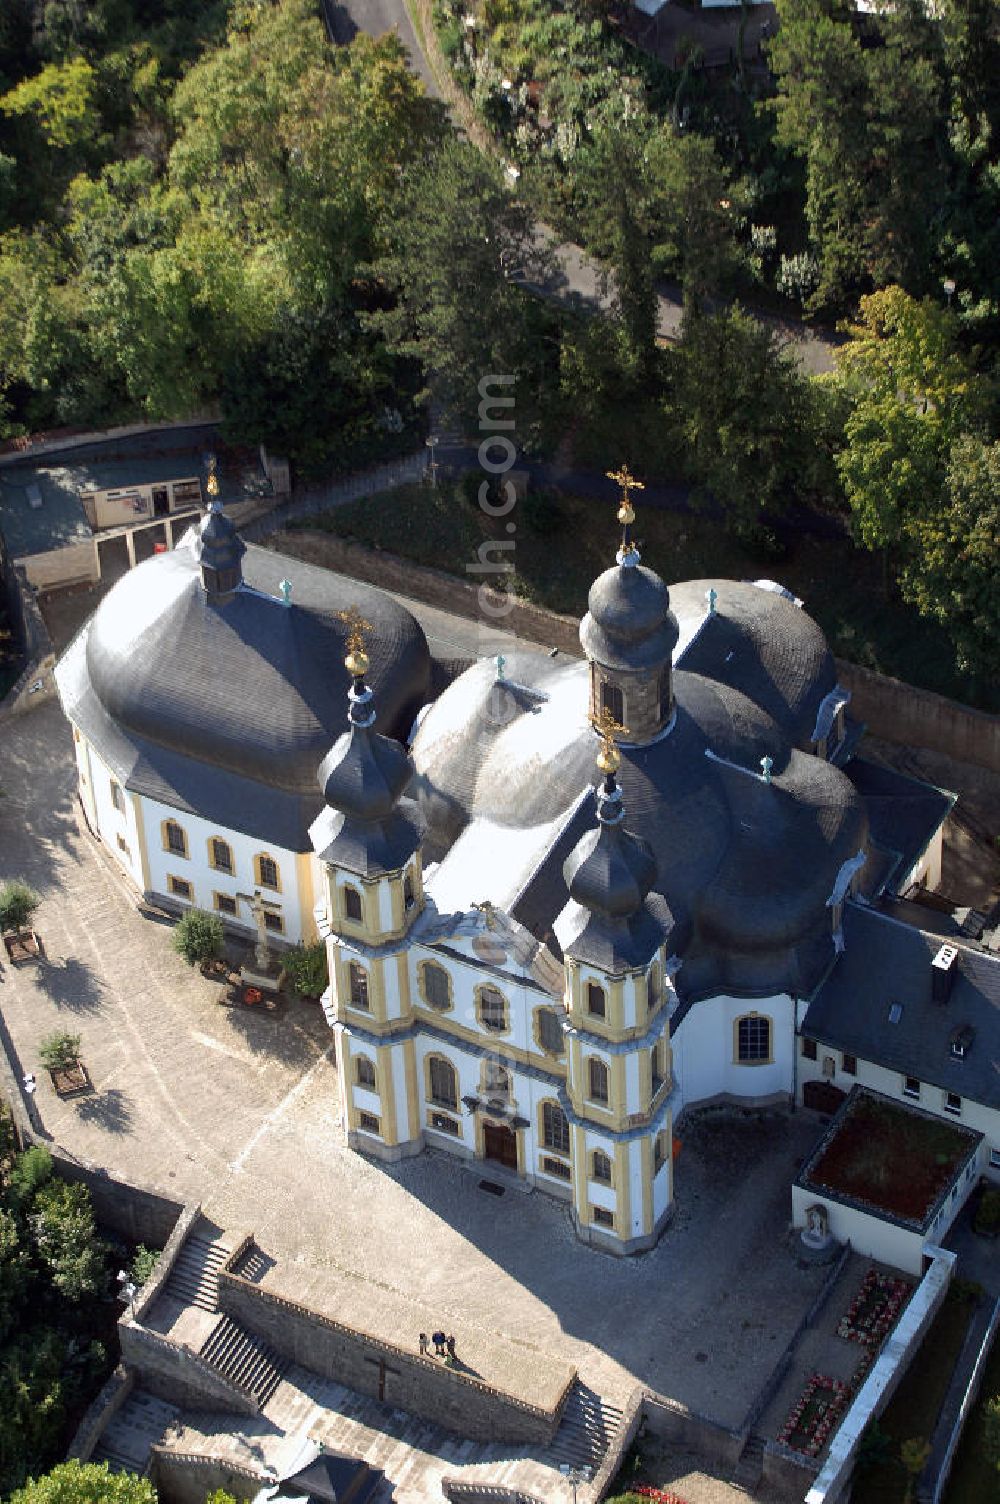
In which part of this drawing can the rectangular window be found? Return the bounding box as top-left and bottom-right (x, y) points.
(349, 964), (369, 1010)
(429, 1112), (460, 1136)
(654, 1133), (667, 1174)
(801, 1037), (818, 1061)
(357, 1111), (380, 1134)
(542, 1156), (572, 1181)
(588, 1057), (610, 1105)
(211, 838), (233, 874)
(586, 982), (606, 1019)
(168, 875), (192, 901)
(165, 823), (187, 856)
(651, 1042), (665, 1091)
(592, 1206), (614, 1229)
(737, 1015), (771, 1064)
(110, 780), (125, 813)
(258, 856), (279, 890)
(429, 1057), (458, 1109)
(215, 892), (237, 916)
(479, 987), (507, 1032)
(944, 1092), (962, 1116)
(421, 963), (451, 1011)
(263, 911), (283, 934)
(116, 835), (130, 858)
(903, 1076), (920, 1099)
(842, 1053), (857, 1076)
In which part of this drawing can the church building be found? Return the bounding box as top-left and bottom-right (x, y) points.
(56, 471), (990, 1257)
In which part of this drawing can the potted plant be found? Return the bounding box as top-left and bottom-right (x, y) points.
(0, 878), (42, 963)
(282, 942), (329, 1000)
(39, 1031), (88, 1096)
(172, 909), (226, 973)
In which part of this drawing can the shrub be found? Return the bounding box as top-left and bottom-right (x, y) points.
(30, 1179), (107, 1301)
(0, 878), (40, 933)
(975, 1188), (1000, 1234)
(130, 1245), (159, 1286)
(983, 1395), (1000, 1470)
(283, 942), (328, 999)
(8, 1145), (53, 1206)
(172, 908), (224, 966)
(38, 1033), (82, 1073)
(6, 1460), (157, 1504)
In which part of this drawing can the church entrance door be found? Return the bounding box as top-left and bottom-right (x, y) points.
(483, 1122), (518, 1170)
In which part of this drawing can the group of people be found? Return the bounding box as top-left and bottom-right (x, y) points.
(419, 1331), (456, 1362)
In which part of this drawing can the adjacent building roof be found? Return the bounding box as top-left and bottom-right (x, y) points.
(844, 758), (954, 897)
(802, 903), (1000, 1110)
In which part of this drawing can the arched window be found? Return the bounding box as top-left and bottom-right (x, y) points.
(483, 1060), (510, 1099)
(356, 1056), (376, 1089)
(256, 853), (280, 890)
(478, 985), (508, 1033)
(592, 1149), (612, 1184)
(648, 963), (661, 1009)
(110, 779), (125, 813)
(536, 1007), (565, 1056)
(587, 982), (606, 1019)
(420, 961), (451, 1011)
(343, 886), (363, 922)
(736, 1014), (771, 1064)
(164, 820), (187, 857)
(348, 962), (370, 1010)
(601, 680), (624, 725)
(210, 837), (233, 874)
(429, 1056), (457, 1109)
(654, 1131), (668, 1174)
(404, 872), (415, 911)
(588, 1057), (610, 1105)
(651, 1040), (666, 1091)
(542, 1101), (570, 1154)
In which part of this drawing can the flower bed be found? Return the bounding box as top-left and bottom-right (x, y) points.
(635, 1488), (690, 1504)
(837, 1267), (911, 1345)
(777, 1372), (849, 1458)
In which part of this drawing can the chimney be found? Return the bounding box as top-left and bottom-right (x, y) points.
(931, 943), (959, 1004)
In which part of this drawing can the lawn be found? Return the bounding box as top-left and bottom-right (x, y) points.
(290, 474), (999, 712)
(852, 1287), (977, 1504)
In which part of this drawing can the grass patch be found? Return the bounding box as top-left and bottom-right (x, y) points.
(853, 1286), (976, 1503)
(290, 475), (998, 710)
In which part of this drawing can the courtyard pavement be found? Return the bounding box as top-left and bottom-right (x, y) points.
(1, 698), (836, 1432)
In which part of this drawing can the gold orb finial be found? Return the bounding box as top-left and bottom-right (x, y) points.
(205, 455), (219, 499)
(337, 606), (373, 679)
(606, 463), (643, 555)
(591, 706), (629, 774)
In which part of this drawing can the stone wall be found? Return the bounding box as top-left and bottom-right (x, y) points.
(218, 1263), (570, 1446)
(150, 1447), (262, 1504)
(836, 658), (999, 777)
(762, 1439), (820, 1499)
(46, 1146), (187, 1249)
(0, 563), (57, 717)
(119, 1321), (259, 1416)
(590, 1385), (645, 1501)
(66, 1365), (134, 1462)
(642, 1394), (744, 1470)
(130, 1202), (202, 1323)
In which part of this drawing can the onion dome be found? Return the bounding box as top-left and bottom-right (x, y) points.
(581, 560), (679, 672)
(190, 499), (246, 599)
(310, 627), (425, 878)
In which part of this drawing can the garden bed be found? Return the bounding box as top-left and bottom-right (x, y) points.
(3, 928), (43, 964)
(48, 1062), (91, 1098)
(777, 1372), (850, 1458)
(837, 1268), (912, 1346)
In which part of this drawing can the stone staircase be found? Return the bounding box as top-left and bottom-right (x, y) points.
(199, 1314), (289, 1407)
(732, 1431), (766, 1490)
(90, 1391), (179, 1475)
(161, 1231), (232, 1312)
(543, 1380), (624, 1474)
(229, 1241), (272, 1284)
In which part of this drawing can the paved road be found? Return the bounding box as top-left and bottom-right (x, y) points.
(327, 0), (838, 374)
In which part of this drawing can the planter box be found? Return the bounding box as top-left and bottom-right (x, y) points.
(3, 928), (43, 964)
(48, 1061), (91, 1098)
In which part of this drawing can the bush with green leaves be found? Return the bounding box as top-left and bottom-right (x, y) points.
(282, 942), (328, 999)
(172, 908), (224, 967)
(975, 1189), (1000, 1235)
(0, 878), (40, 933)
(38, 1034), (82, 1074)
(30, 1179), (107, 1302)
(6, 1461), (157, 1504)
(130, 1245), (159, 1287)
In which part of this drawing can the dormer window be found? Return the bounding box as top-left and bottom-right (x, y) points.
(950, 1026), (974, 1059)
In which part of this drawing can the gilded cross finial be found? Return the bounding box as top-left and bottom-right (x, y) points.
(591, 706), (630, 774)
(205, 455), (219, 500)
(337, 606), (373, 679)
(472, 899), (498, 930)
(606, 463), (644, 557)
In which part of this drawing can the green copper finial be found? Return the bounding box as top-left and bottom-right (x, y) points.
(279, 578), (292, 606)
(707, 587), (717, 616)
(495, 653), (506, 682)
(761, 755), (773, 784)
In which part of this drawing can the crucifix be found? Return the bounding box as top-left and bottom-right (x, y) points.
(364, 1353), (401, 1402)
(605, 462), (644, 556)
(337, 606), (374, 680)
(236, 888), (282, 973)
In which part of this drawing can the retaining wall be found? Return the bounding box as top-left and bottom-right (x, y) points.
(0, 563), (56, 717)
(590, 1385), (645, 1501)
(149, 1447), (263, 1504)
(762, 1438), (821, 1499)
(66, 1365), (134, 1463)
(118, 1322), (259, 1417)
(642, 1393), (744, 1470)
(46, 1146), (187, 1249)
(836, 658), (998, 776)
(130, 1201), (202, 1324)
(218, 1259), (569, 1446)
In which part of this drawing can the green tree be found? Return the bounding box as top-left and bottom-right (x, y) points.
(29, 1178), (106, 1302)
(38, 1033), (82, 1074)
(7, 1461), (157, 1504)
(283, 943), (329, 1000)
(0, 56), (99, 151)
(0, 1205), (29, 1340)
(0, 877), (40, 933)
(172, 909), (224, 967)
(7, 1146), (54, 1209)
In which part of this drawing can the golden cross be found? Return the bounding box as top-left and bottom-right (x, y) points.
(336, 606), (373, 658)
(590, 707), (630, 771)
(606, 464), (644, 501)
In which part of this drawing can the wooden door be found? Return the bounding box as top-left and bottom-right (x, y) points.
(483, 1122), (518, 1169)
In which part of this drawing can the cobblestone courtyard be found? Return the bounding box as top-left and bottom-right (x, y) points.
(1, 700), (835, 1429)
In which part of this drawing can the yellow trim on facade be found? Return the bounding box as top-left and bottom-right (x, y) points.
(296, 851), (318, 943)
(640, 1133), (653, 1235)
(166, 872), (194, 902)
(403, 1038), (421, 1139)
(129, 794), (151, 890)
(377, 1042), (398, 1145)
(206, 832), (235, 876)
(616, 1139), (630, 1234)
(213, 890), (238, 916)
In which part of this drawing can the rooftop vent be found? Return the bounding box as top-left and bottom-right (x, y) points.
(931, 944), (960, 1004)
(950, 1025), (974, 1059)
(888, 1002), (903, 1024)
(26, 483), (42, 509)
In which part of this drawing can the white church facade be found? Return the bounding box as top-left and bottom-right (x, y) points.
(58, 475), (1000, 1258)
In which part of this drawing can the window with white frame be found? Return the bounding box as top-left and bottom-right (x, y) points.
(903, 1075), (920, 1099)
(349, 962), (370, 1010)
(736, 1014), (771, 1064)
(542, 1101), (570, 1154)
(591, 1149), (612, 1184)
(429, 1056), (458, 1109)
(944, 1091), (962, 1116)
(588, 1057), (610, 1105)
(356, 1056), (376, 1089)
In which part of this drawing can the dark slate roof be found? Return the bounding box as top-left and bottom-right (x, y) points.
(671, 579), (837, 749)
(580, 556), (679, 672)
(282, 1452), (382, 1504)
(58, 533), (431, 797)
(802, 903), (1000, 1110)
(844, 758), (954, 897)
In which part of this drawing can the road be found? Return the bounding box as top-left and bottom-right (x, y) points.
(323, 0), (838, 375)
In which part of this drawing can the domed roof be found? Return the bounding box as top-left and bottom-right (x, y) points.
(580, 555), (679, 671)
(564, 781), (657, 920)
(82, 530), (431, 795)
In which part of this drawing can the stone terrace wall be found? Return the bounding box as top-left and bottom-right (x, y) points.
(150, 1447), (262, 1504)
(47, 1146), (187, 1249)
(642, 1394), (744, 1471)
(836, 658), (998, 776)
(119, 1322), (259, 1417)
(67, 1365), (134, 1463)
(218, 1257), (571, 1446)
